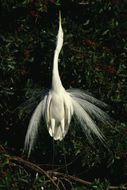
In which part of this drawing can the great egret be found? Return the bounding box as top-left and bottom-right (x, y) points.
(24, 12), (111, 157)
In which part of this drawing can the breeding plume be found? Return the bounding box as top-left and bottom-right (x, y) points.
(24, 12), (111, 157)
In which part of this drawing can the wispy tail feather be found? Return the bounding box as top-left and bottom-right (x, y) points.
(68, 89), (111, 142)
(72, 96), (111, 126)
(17, 88), (46, 119)
(24, 100), (43, 157)
(67, 88), (108, 109)
(72, 98), (104, 142)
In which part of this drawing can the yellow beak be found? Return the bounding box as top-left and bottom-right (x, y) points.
(59, 11), (62, 26)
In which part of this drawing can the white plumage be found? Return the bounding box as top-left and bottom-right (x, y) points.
(24, 12), (111, 157)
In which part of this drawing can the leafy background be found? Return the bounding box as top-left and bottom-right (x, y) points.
(0, 0), (127, 189)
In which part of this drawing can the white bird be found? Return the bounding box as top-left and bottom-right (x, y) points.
(24, 11), (111, 157)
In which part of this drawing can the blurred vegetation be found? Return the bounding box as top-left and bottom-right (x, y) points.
(0, 0), (127, 189)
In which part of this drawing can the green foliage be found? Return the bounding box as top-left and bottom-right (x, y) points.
(0, 0), (127, 189)
(0, 153), (49, 190)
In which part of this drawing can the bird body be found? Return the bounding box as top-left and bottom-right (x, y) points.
(43, 88), (73, 141)
(24, 11), (111, 157)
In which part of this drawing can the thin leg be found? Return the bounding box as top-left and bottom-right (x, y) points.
(52, 137), (55, 174)
(62, 139), (69, 175)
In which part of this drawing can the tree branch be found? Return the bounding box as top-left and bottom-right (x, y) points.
(8, 156), (127, 190)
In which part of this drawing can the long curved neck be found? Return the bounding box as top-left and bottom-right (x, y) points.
(51, 11), (64, 92)
(52, 49), (63, 91)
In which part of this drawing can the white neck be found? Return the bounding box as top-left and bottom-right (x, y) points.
(52, 49), (63, 91)
(51, 14), (64, 92)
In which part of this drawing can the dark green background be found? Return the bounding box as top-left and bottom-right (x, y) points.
(0, 0), (127, 189)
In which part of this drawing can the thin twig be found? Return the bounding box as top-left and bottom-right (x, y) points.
(9, 156), (60, 190)
(47, 155), (80, 173)
(57, 178), (66, 190)
(60, 177), (74, 190)
(47, 171), (91, 185)
(47, 171), (127, 190)
(0, 144), (6, 153)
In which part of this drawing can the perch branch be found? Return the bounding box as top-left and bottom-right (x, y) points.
(8, 156), (127, 190)
(9, 156), (60, 190)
